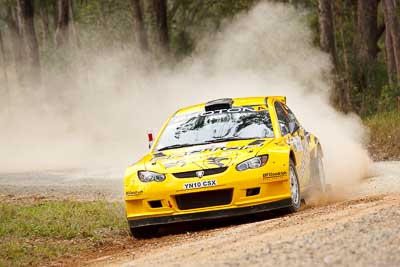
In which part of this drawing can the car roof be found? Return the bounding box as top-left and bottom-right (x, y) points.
(175, 96), (286, 115)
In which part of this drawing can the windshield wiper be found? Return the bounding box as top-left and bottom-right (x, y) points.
(157, 144), (195, 151)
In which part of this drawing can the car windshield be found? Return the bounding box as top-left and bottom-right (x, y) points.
(155, 106), (274, 151)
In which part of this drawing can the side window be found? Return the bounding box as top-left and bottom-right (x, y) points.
(282, 104), (300, 128)
(274, 102), (290, 136)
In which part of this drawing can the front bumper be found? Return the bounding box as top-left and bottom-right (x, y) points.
(128, 198), (292, 228)
(125, 155), (292, 225)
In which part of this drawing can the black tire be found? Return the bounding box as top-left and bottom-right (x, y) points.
(286, 158), (301, 213)
(129, 225), (159, 239)
(310, 146), (326, 193)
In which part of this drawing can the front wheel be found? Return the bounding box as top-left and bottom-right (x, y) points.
(287, 159), (301, 213)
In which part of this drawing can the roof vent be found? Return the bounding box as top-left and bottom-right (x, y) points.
(205, 98), (233, 111)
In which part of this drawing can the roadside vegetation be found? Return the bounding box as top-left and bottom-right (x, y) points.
(365, 111), (400, 161)
(0, 200), (127, 266)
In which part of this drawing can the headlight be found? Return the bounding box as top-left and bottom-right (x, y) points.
(137, 171), (166, 182)
(236, 155), (269, 171)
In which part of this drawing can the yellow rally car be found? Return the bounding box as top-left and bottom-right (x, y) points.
(124, 96), (326, 238)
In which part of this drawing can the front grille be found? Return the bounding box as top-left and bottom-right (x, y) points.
(173, 167), (228, 178)
(175, 189), (233, 210)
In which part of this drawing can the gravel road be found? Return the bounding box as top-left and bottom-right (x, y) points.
(101, 194), (400, 267)
(0, 167), (124, 201)
(1, 162), (399, 267)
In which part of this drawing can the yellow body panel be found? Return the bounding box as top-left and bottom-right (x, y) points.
(124, 96), (320, 223)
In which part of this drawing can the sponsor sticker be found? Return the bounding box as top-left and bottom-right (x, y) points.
(126, 190), (143, 197)
(183, 180), (217, 190)
(263, 171), (288, 181)
(200, 107), (255, 116)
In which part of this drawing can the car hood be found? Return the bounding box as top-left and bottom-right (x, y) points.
(144, 138), (274, 173)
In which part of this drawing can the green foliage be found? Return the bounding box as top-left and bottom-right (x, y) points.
(352, 62), (391, 116)
(378, 84), (400, 112)
(169, 0), (258, 57)
(306, 9), (320, 46)
(74, 0), (133, 48)
(364, 111), (400, 160)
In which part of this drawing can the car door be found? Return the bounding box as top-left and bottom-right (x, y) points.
(274, 101), (308, 185)
(281, 103), (312, 186)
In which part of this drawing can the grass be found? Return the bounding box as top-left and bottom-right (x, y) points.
(0, 200), (128, 266)
(364, 111), (400, 160)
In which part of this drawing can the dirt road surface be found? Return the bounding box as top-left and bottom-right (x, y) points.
(1, 161), (400, 266)
(0, 167), (124, 201)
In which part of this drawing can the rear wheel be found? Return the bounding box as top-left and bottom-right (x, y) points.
(287, 159), (301, 212)
(129, 225), (159, 239)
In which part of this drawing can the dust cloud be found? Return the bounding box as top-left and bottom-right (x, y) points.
(0, 2), (370, 189)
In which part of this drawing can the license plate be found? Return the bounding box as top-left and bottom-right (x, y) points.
(183, 180), (217, 190)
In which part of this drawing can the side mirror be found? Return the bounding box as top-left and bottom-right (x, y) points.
(147, 131), (154, 149)
(289, 121), (299, 134)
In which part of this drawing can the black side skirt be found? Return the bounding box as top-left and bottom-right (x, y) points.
(128, 198), (292, 228)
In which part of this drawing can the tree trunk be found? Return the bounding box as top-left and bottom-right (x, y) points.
(357, 0), (380, 65)
(4, 6), (23, 84)
(53, 1), (58, 29)
(334, 0), (353, 113)
(385, 22), (397, 85)
(39, 1), (51, 47)
(355, 0), (383, 97)
(0, 28), (9, 93)
(382, 0), (400, 81)
(0, 28), (10, 115)
(153, 0), (169, 52)
(129, 0), (149, 51)
(55, 0), (70, 47)
(16, 0), (41, 86)
(0, 27), (6, 69)
(69, 0), (81, 49)
(318, 0), (338, 68)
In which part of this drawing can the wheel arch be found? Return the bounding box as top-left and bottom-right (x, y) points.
(289, 150), (297, 166)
